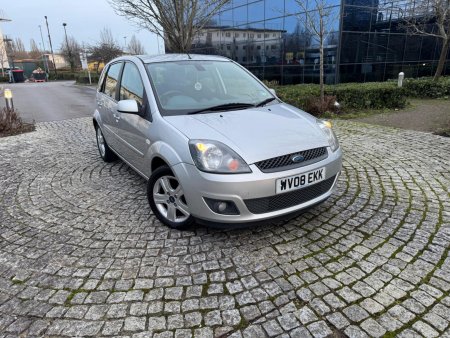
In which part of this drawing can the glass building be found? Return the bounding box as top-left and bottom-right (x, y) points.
(186, 0), (450, 84)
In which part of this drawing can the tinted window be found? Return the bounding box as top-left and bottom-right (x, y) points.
(104, 62), (123, 99)
(119, 63), (144, 106)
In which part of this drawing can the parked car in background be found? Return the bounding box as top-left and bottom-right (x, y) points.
(93, 54), (342, 229)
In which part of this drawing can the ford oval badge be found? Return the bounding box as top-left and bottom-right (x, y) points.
(291, 154), (305, 163)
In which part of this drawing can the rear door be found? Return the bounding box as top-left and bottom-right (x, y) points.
(100, 62), (123, 150)
(115, 61), (152, 174)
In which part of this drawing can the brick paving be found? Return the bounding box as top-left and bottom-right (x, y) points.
(0, 118), (449, 337)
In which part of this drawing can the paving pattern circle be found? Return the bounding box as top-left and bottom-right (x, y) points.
(0, 118), (449, 338)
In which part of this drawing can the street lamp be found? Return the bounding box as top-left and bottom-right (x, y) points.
(44, 16), (57, 76)
(62, 23), (74, 72)
(38, 25), (49, 78)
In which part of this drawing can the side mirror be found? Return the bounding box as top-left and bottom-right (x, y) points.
(117, 99), (140, 114)
(269, 88), (276, 96)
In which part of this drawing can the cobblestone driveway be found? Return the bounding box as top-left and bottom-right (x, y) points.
(0, 118), (449, 338)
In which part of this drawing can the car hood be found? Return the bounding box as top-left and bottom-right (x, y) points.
(164, 103), (329, 164)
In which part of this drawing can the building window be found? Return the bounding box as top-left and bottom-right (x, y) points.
(236, 45), (239, 50)
(227, 45), (231, 50)
(225, 32), (231, 37)
(250, 34), (254, 38)
(273, 33), (276, 37)
(235, 33), (239, 38)
(264, 33), (269, 38)
(266, 45), (269, 50)
(257, 45), (261, 50)
(271, 45), (276, 49)
(257, 34), (261, 38)
(243, 33), (246, 38)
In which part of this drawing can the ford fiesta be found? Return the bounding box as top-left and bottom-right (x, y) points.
(93, 54), (342, 229)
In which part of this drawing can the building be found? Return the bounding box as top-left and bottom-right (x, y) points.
(187, 0), (450, 84)
(0, 18), (11, 73)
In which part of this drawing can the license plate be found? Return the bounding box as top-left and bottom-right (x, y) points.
(276, 167), (326, 194)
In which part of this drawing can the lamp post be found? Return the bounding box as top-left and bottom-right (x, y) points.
(62, 23), (74, 72)
(38, 25), (50, 79)
(44, 16), (57, 76)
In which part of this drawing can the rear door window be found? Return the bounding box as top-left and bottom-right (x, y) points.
(104, 62), (123, 100)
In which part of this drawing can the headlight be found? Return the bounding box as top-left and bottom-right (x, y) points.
(189, 140), (251, 174)
(317, 119), (339, 152)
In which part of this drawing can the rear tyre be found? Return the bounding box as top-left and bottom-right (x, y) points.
(96, 126), (117, 162)
(147, 165), (194, 230)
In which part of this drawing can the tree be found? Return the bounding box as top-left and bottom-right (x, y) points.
(127, 35), (146, 55)
(12, 38), (28, 59)
(29, 39), (41, 59)
(89, 28), (123, 64)
(401, 0), (450, 80)
(294, 0), (339, 105)
(60, 36), (82, 71)
(108, 0), (231, 52)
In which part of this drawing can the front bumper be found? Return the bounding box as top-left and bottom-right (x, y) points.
(172, 147), (342, 223)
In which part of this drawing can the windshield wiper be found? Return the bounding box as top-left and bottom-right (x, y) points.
(187, 103), (255, 115)
(255, 97), (277, 107)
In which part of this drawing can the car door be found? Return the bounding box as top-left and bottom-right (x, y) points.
(115, 61), (152, 174)
(99, 61), (123, 151)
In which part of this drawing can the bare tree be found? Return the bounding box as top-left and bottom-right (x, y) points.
(294, 0), (339, 104)
(401, 0), (450, 80)
(89, 28), (123, 65)
(108, 0), (231, 52)
(12, 38), (28, 59)
(29, 39), (41, 59)
(60, 36), (82, 70)
(127, 35), (146, 55)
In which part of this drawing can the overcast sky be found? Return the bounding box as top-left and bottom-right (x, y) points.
(1, 0), (164, 54)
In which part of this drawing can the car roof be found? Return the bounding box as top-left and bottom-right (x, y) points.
(138, 53), (230, 64)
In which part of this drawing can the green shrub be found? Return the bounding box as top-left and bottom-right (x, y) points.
(275, 82), (406, 113)
(48, 72), (77, 81)
(75, 73), (99, 84)
(403, 77), (450, 98)
(0, 76), (9, 83)
(328, 82), (406, 109)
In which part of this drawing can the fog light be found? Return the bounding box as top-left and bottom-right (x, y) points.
(216, 202), (227, 213)
(204, 198), (239, 215)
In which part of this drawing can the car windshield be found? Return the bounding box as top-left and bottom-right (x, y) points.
(146, 60), (274, 116)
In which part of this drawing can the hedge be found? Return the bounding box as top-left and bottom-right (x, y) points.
(75, 73), (100, 84)
(275, 82), (407, 111)
(48, 72), (77, 81)
(403, 77), (450, 98)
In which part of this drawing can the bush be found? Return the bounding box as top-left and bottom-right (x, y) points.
(275, 82), (406, 114)
(403, 77), (450, 98)
(0, 76), (9, 83)
(0, 108), (35, 137)
(48, 72), (77, 81)
(328, 82), (406, 110)
(304, 95), (338, 115)
(75, 73), (100, 84)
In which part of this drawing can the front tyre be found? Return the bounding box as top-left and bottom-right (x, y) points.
(147, 166), (194, 229)
(96, 126), (117, 162)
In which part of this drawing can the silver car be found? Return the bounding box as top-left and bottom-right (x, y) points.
(93, 54), (342, 229)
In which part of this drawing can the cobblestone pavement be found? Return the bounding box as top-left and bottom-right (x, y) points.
(0, 118), (449, 338)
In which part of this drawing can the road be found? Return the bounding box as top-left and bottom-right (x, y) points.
(1, 81), (96, 123)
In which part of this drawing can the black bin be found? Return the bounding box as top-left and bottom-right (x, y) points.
(12, 69), (25, 83)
